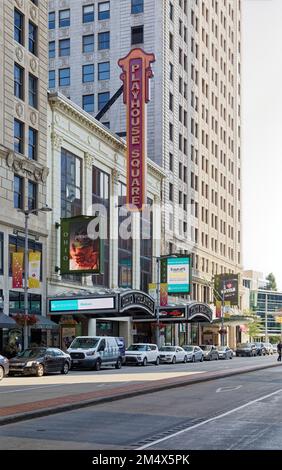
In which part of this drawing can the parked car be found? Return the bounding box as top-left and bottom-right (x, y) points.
(200, 345), (219, 361)
(182, 345), (204, 362)
(159, 346), (187, 364)
(68, 336), (123, 370)
(254, 342), (267, 356)
(125, 343), (159, 366)
(9, 347), (71, 377)
(0, 354), (9, 380)
(236, 343), (257, 357)
(263, 343), (274, 355)
(218, 346), (233, 360)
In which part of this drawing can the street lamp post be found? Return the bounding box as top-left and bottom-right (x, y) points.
(265, 292), (268, 343)
(221, 281), (225, 347)
(20, 206), (52, 350)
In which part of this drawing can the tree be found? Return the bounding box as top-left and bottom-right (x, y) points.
(247, 321), (261, 341)
(266, 273), (277, 291)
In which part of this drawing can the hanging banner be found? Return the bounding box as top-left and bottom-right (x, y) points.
(60, 215), (102, 275)
(28, 251), (41, 288)
(118, 48), (155, 211)
(12, 252), (24, 288)
(214, 273), (239, 306)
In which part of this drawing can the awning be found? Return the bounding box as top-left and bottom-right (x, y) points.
(0, 313), (17, 328)
(32, 315), (59, 330)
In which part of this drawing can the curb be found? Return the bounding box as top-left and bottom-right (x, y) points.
(0, 361), (280, 426)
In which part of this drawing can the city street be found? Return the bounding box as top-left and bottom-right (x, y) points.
(0, 359), (281, 450)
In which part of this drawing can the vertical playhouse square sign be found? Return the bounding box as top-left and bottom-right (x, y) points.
(118, 48), (155, 210)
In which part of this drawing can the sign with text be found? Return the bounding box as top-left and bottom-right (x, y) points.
(49, 297), (115, 313)
(118, 48), (155, 211)
(161, 256), (191, 295)
(214, 273), (239, 306)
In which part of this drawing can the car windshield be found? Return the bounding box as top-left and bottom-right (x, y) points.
(70, 338), (99, 349)
(200, 345), (211, 351)
(238, 343), (250, 348)
(127, 345), (147, 351)
(183, 346), (194, 351)
(17, 348), (46, 358)
(160, 347), (176, 352)
(218, 346), (227, 351)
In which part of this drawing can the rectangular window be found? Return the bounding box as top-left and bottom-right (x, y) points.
(92, 166), (110, 287)
(83, 4), (94, 23)
(29, 74), (38, 108)
(14, 175), (24, 209)
(83, 94), (94, 112)
(29, 21), (37, 55)
(82, 64), (94, 83)
(98, 2), (110, 20)
(59, 68), (70, 86)
(59, 9), (70, 28)
(131, 0), (144, 14)
(169, 62), (173, 81)
(48, 11), (55, 29)
(102, 122), (110, 128)
(59, 38), (70, 57)
(118, 183), (132, 288)
(98, 62), (110, 80)
(131, 25), (143, 44)
(140, 198), (153, 292)
(14, 63), (24, 100)
(14, 9), (24, 45)
(61, 148), (82, 219)
(28, 127), (37, 160)
(0, 234), (3, 275)
(28, 180), (37, 211)
(49, 70), (55, 88)
(83, 34), (94, 53)
(14, 119), (24, 154)
(49, 41), (55, 58)
(98, 92), (110, 111)
(98, 31), (110, 50)
(9, 237), (42, 280)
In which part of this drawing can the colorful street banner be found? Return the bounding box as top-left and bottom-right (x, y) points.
(61, 215), (102, 275)
(148, 283), (168, 306)
(161, 255), (191, 295)
(12, 252), (24, 288)
(118, 48), (155, 211)
(28, 251), (41, 288)
(214, 273), (239, 306)
(216, 300), (221, 318)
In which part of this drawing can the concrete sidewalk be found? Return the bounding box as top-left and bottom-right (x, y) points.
(0, 361), (280, 426)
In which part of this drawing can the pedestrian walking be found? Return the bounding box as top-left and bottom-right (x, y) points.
(277, 341), (282, 362)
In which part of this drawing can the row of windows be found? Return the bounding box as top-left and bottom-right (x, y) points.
(14, 175), (37, 212)
(14, 9), (38, 56)
(14, 119), (38, 161)
(48, 0), (143, 29)
(49, 63), (110, 89)
(14, 63), (38, 109)
(48, 32), (110, 59)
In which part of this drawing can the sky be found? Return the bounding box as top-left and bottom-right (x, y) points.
(242, 0), (282, 288)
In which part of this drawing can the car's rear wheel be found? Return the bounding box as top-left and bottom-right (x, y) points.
(0, 366), (4, 381)
(192, 355), (196, 363)
(61, 362), (69, 375)
(172, 356), (176, 364)
(155, 357), (160, 366)
(183, 355), (187, 363)
(200, 356), (204, 362)
(36, 364), (44, 377)
(142, 357), (147, 366)
(115, 358), (122, 369)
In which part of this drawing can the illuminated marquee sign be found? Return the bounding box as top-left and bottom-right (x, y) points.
(118, 48), (155, 211)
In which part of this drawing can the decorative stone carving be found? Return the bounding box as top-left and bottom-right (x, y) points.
(41, 167), (49, 183)
(54, 114), (60, 125)
(15, 102), (24, 118)
(30, 111), (37, 126)
(87, 136), (93, 145)
(84, 152), (94, 169)
(34, 168), (41, 181)
(112, 168), (120, 185)
(15, 46), (24, 62)
(15, 0), (24, 8)
(30, 58), (37, 73)
(6, 152), (14, 168)
(13, 160), (21, 172)
(30, 6), (37, 21)
(51, 132), (63, 150)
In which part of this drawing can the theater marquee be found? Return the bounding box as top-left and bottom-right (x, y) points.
(118, 48), (155, 211)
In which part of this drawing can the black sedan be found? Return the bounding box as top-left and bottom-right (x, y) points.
(9, 347), (71, 377)
(0, 354), (9, 380)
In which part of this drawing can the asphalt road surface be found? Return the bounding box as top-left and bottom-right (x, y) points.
(1, 357), (282, 450)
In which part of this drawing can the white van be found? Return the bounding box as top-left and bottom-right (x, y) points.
(68, 336), (123, 371)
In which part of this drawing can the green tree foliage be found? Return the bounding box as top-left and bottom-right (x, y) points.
(266, 273), (277, 291)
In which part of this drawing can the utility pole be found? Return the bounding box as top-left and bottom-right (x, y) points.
(265, 292), (268, 343)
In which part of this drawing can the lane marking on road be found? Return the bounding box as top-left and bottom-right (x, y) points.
(138, 388), (282, 449)
(216, 385), (242, 393)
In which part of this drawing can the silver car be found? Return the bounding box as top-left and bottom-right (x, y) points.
(182, 345), (204, 362)
(218, 346), (233, 360)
